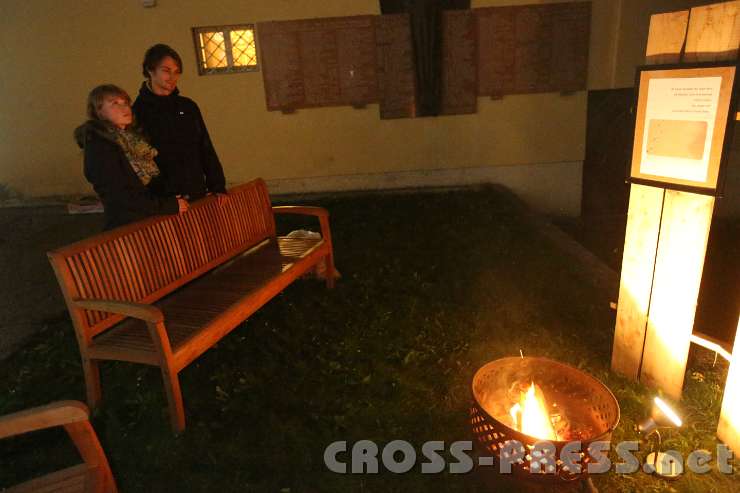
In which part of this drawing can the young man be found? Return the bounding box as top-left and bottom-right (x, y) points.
(133, 44), (227, 202)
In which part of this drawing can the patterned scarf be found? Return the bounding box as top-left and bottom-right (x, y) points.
(115, 128), (160, 185)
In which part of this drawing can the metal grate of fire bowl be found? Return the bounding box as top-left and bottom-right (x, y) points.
(470, 356), (620, 485)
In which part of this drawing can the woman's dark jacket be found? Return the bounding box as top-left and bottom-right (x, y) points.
(132, 83), (226, 200)
(74, 120), (179, 230)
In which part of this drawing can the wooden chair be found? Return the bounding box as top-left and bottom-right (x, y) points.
(0, 401), (117, 493)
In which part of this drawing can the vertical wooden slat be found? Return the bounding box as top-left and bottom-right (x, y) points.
(111, 240), (137, 301)
(181, 215), (201, 273)
(121, 235), (148, 300)
(67, 257), (98, 326)
(161, 219), (188, 278)
(183, 210), (208, 266)
(114, 237), (142, 301)
(684, 1), (740, 63)
(639, 191), (715, 398)
(218, 201), (237, 251)
(231, 196), (247, 245)
(150, 222), (178, 284)
(80, 251), (104, 302)
(130, 231), (155, 294)
(611, 185), (664, 380)
(718, 315), (740, 452)
(260, 180), (277, 236)
(244, 186), (256, 236)
(142, 226), (169, 288)
(99, 243), (126, 303)
(645, 11), (690, 65)
(197, 205), (219, 261)
(89, 247), (113, 300)
(212, 203), (230, 255)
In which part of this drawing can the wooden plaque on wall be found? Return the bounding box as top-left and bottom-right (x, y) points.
(441, 10), (478, 115)
(259, 15), (379, 111)
(376, 14), (417, 119)
(476, 2), (590, 97)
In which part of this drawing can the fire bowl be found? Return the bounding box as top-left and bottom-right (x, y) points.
(471, 356), (620, 483)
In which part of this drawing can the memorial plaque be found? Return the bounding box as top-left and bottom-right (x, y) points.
(259, 27), (304, 110)
(550, 1), (591, 92)
(477, 6), (515, 97)
(441, 10), (478, 115)
(476, 2), (590, 97)
(338, 25), (379, 105)
(259, 16), (378, 111)
(376, 14), (417, 119)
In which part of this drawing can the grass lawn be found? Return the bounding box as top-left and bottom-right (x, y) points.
(0, 187), (737, 492)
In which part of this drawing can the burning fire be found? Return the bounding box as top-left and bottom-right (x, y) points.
(509, 382), (558, 440)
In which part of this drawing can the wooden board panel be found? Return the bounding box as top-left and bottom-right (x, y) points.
(718, 315), (740, 452)
(611, 185), (663, 380)
(475, 2), (590, 97)
(440, 10), (477, 115)
(684, 0), (740, 63)
(611, 8), (691, 381)
(259, 16), (378, 111)
(639, 190), (714, 399)
(376, 14), (417, 119)
(645, 11), (689, 65)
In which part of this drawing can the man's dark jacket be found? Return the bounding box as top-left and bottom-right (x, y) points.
(133, 83), (226, 199)
(74, 120), (179, 230)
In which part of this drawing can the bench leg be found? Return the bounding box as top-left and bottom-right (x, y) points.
(325, 253), (336, 289)
(161, 366), (185, 434)
(82, 357), (102, 410)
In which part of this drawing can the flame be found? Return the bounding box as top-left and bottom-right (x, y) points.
(510, 382), (557, 441)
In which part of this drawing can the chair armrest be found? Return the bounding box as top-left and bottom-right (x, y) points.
(272, 206), (329, 218)
(0, 401), (89, 439)
(72, 299), (164, 324)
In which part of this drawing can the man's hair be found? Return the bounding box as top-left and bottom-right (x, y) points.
(142, 44), (183, 78)
(86, 84), (131, 121)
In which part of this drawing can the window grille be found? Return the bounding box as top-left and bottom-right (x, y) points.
(192, 25), (258, 75)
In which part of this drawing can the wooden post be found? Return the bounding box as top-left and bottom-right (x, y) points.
(611, 9), (690, 385)
(718, 315), (740, 452)
(611, 1), (739, 400)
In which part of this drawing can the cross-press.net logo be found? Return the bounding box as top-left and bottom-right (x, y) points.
(324, 440), (735, 476)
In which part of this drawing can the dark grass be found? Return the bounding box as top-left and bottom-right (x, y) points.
(0, 187), (738, 492)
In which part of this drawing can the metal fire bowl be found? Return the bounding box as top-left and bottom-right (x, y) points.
(471, 356), (620, 482)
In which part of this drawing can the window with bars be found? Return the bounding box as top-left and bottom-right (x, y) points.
(192, 24), (258, 75)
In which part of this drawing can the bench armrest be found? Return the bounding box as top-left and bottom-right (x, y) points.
(272, 206), (329, 218)
(0, 401), (89, 439)
(72, 299), (164, 324)
(272, 206), (333, 248)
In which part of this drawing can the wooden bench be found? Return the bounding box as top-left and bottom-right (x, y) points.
(0, 401), (117, 492)
(48, 179), (336, 433)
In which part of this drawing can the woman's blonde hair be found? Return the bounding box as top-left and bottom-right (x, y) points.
(85, 84), (131, 121)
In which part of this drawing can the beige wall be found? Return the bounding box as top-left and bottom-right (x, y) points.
(0, 0), (678, 205)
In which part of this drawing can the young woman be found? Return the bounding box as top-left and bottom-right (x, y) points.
(74, 84), (188, 230)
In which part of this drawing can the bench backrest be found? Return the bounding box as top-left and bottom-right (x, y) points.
(48, 179), (275, 339)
